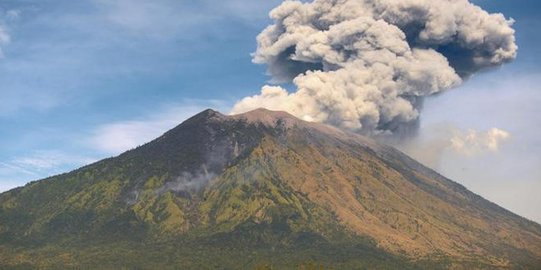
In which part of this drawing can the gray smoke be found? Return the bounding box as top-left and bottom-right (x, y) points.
(155, 166), (216, 195)
(156, 171), (216, 194)
(232, 0), (516, 136)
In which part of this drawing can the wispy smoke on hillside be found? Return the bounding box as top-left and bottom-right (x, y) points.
(156, 169), (216, 195)
(232, 0), (516, 136)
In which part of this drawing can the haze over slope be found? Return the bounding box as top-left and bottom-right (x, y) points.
(0, 108), (540, 269)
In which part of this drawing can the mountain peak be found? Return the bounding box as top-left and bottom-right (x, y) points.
(231, 108), (302, 128)
(233, 107), (295, 117)
(185, 108), (226, 123)
(184, 108), (300, 128)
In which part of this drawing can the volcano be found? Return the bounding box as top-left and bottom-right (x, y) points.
(1, 108), (540, 269)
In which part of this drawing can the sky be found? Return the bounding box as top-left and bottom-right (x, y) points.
(0, 0), (539, 223)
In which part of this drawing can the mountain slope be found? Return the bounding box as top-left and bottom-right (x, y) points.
(1, 108), (540, 269)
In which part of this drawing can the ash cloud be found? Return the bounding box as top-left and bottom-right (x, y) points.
(232, 0), (516, 136)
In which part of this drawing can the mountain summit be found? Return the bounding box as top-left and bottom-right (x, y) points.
(1, 108), (540, 269)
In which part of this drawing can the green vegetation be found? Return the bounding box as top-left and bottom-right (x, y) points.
(1, 109), (540, 269)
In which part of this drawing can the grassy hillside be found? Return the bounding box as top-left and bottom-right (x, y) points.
(1, 109), (540, 269)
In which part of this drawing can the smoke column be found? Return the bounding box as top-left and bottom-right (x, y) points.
(232, 0), (517, 136)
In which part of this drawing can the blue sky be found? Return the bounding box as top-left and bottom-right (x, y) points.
(0, 0), (540, 222)
(0, 0), (282, 186)
(417, 0), (541, 223)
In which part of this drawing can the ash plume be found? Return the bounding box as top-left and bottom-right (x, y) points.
(232, 0), (517, 136)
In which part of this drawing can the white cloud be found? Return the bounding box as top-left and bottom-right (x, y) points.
(92, 0), (280, 38)
(0, 161), (38, 177)
(1, 151), (97, 176)
(0, 9), (15, 58)
(11, 150), (96, 171)
(0, 150), (98, 192)
(0, 26), (8, 45)
(90, 100), (231, 155)
(202, 0), (284, 22)
(93, 0), (207, 38)
(395, 125), (512, 169)
(5, 10), (20, 21)
(450, 128), (511, 156)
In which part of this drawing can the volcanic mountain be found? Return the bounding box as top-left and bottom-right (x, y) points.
(1, 108), (540, 269)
